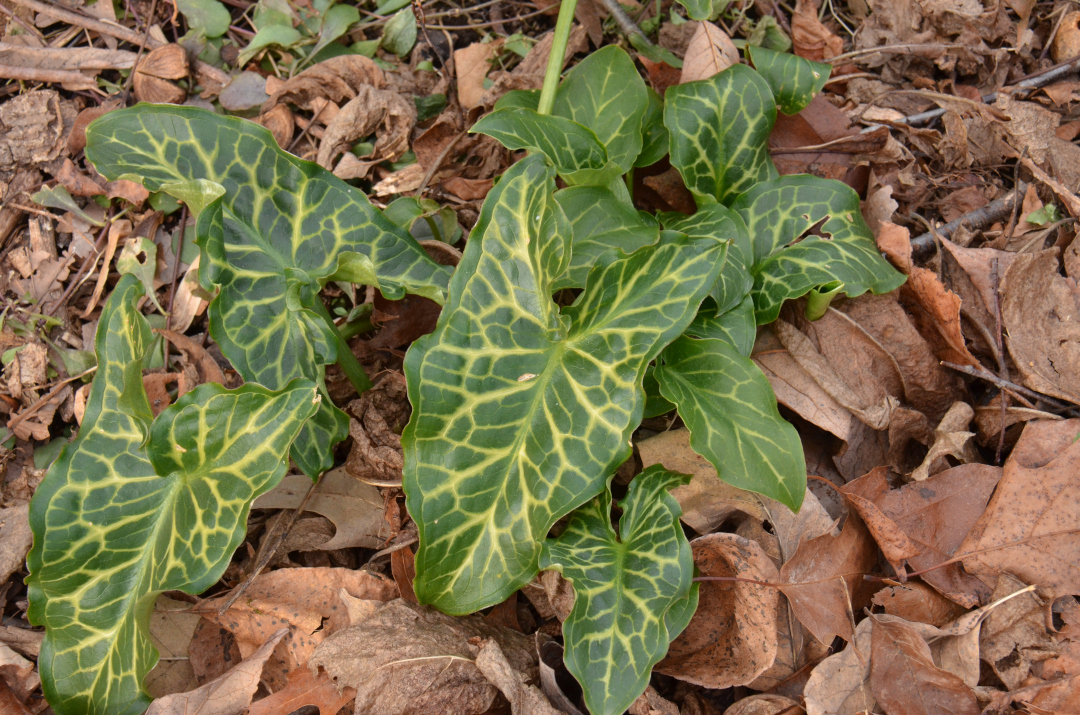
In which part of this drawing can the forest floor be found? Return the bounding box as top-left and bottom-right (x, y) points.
(0, 0), (1078, 713)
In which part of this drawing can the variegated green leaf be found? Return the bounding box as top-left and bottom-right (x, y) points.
(470, 107), (621, 186)
(747, 45), (830, 115)
(553, 185), (660, 290)
(643, 365), (676, 418)
(676, 0), (713, 20)
(686, 294), (756, 356)
(660, 204), (750, 315)
(731, 175), (906, 323)
(539, 466), (696, 715)
(553, 45), (649, 173)
(636, 87), (669, 168)
(655, 335), (804, 509)
(26, 275), (318, 715)
(85, 105), (451, 477)
(402, 155), (724, 614)
(664, 64), (779, 206)
(493, 88), (540, 111)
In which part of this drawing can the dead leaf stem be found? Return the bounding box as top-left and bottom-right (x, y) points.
(942, 361), (1079, 415)
(911, 182), (1028, 259)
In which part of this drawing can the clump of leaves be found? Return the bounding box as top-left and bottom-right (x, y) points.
(26, 275), (319, 715)
(35, 35), (903, 715)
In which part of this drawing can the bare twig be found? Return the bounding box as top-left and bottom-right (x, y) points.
(44, 206), (116, 317)
(942, 361), (1079, 415)
(990, 258), (1008, 464)
(162, 204), (188, 368)
(414, 130), (465, 198)
(911, 181), (1028, 258)
(595, 0), (652, 44)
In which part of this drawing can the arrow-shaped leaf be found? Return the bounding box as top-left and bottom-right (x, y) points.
(470, 107), (620, 186)
(731, 175), (906, 323)
(85, 105), (452, 477)
(402, 154), (724, 614)
(26, 275), (318, 715)
(553, 45), (649, 174)
(554, 185), (660, 290)
(539, 466), (698, 715)
(660, 203), (750, 315)
(686, 294), (756, 357)
(747, 45), (831, 115)
(655, 335), (805, 509)
(664, 63), (779, 206)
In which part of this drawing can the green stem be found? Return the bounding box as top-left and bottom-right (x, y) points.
(310, 297), (373, 395)
(536, 0), (580, 116)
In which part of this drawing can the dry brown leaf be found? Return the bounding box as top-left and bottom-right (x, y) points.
(679, 22), (738, 84)
(725, 694), (805, 715)
(474, 638), (565, 715)
(264, 54), (384, 113)
(82, 218), (131, 318)
(344, 372), (410, 486)
(143, 372), (180, 416)
(979, 573), (1058, 690)
(455, 40), (503, 110)
(987, 672), (1080, 713)
(145, 595), (201, 698)
(391, 546), (417, 604)
(372, 163), (426, 196)
(774, 318), (897, 430)
(872, 583), (967, 628)
(656, 533), (780, 688)
(254, 467), (390, 550)
(779, 512), (877, 645)
(792, 0), (843, 61)
(904, 266), (980, 367)
(869, 616), (979, 715)
(133, 44), (188, 105)
(158, 326), (223, 386)
(1001, 250), (1080, 405)
(257, 103), (294, 148)
(0, 506), (31, 585)
(145, 628), (286, 715)
(309, 598), (537, 715)
(957, 419), (1080, 598)
(246, 666), (355, 715)
(1052, 11), (1080, 62)
(0, 626), (42, 659)
(909, 401), (977, 481)
(0, 90), (65, 171)
(204, 567), (397, 690)
(442, 176), (493, 201)
(803, 616), (876, 715)
(0, 642), (38, 703)
(842, 463), (999, 607)
(56, 157), (105, 197)
(317, 85), (415, 175)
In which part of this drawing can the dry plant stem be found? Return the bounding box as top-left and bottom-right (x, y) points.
(413, 130), (465, 197)
(8, 0), (229, 87)
(595, 0), (652, 44)
(44, 206), (116, 317)
(0, 65), (104, 89)
(889, 55), (1080, 128)
(162, 204), (188, 368)
(123, 0), (160, 98)
(991, 258), (1009, 464)
(910, 181), (1028, 259)
(216, 474), (323, 614)
(942, 361), (1080, 415)
(8, 367), (97, 431)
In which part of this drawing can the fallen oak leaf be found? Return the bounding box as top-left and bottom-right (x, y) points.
(869, 616), (979, 715)
(955, 418), (1080, 598)
(474, 638), (565, 715)
(779, 512), (877, 645)
(145, 628), (287, 715)
(656, 533), (780, 688)
(246, 666), (355, 715)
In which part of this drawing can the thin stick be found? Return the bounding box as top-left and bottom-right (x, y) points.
(413, 131), (465, 197)
(595, 0), (652, 44)
(162, 204), (188, 368)
(44, 206), (116, 317)
(942, 361), (1079, 414)
(910, 181), (1028, 258)
(122, 0), (159, 98)
(8, 366), (97, 430)
(990, 257), (1009, 464)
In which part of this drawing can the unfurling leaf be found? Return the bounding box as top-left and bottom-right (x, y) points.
(655, 336), (805, 510)
(403, 154), (724, 614)
(85, 105), (451, 477)
(731, 175), (906, 323)
(747, 45), (831, 115)
(540, 466), (698, 715)
(664, 63), (778, 206)
(26, 275), (318, 715)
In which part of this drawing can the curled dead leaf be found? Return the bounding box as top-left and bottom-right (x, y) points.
(133, 44), (188, 105)
(258, 104), (294, 149)
(264, 54), (385, 113)
(679, 22), (738, 84)
(317, 85), (415, 176)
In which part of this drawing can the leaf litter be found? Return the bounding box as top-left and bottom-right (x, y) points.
(2, 0), (1080, 712)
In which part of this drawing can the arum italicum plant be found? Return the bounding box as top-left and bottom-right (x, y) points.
(28, 1), (904, 712)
